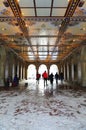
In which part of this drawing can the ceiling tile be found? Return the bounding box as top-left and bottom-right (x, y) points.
(36, 0), (51, 7)
(19, 0), (34, 7)
(52, 8), (66, 16)
(21, 9), (35, 16)
(53, 0), (68, 7)
(37, 8), (50, 16)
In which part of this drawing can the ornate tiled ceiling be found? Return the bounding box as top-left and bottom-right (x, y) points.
(0, 0), (86, 63)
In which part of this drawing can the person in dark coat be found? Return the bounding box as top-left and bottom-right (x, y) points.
(55, 72), (59, 84)
(13, 74), (19, 87)
(36, 73), (41, 84)
(49, 73), (54, 86)
(59, 72), (64, 84)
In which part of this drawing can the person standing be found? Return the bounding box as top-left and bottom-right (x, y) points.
(59, 72), (64, 84)
(49, 73), (54, 86)
(55, 72), (59, 84)
(42, 71), (48, 87)
(13, 74), (19, 87)
(36, 73), (41, 84)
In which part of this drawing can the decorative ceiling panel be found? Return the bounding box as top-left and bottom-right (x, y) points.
(36, 0), (51, 7)
(53, 0), (68, 7)
(19, 0), (34, 7)
(67, 22), (86, 35)
(0, 0), (85, 63)
(21, 9), (35, 16)
(52, 8), (67, 16)
(37, 9), (50, 16)
(0, 3), (14, 16)
(0, 22), (21, 35)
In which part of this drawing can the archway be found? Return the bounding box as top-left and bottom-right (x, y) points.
(27, 64), (36, 79)
(39, 64), (47, 76)
(49, 64), (59, 75)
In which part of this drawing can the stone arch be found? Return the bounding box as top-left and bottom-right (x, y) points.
(39, 64), (48, 76)
(49, 64), (59, 75)
(27, 64), (36, 79)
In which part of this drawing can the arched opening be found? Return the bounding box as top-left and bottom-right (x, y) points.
(39, 64), (48, 76)
(27, 64), (36, 79)
(49, 64), (59, 75)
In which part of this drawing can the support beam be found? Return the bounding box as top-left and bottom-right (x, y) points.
(7, 0), (35, 57)
(51, 0), (81, 56)
(0, 16), (86, 22)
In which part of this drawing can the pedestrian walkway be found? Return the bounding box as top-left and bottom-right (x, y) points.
(1, 78), (85, 93)
(0, 79), (86, 130)
(19, 78), (61, 96)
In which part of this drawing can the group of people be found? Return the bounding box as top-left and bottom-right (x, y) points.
(5, 74), (19, 88)
(36, 71), (64, 87)
(48, 72), (64, 86)
(36, 71), (48, 86)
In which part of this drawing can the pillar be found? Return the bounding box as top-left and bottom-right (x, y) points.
(0, 46), (6, 86)
(81, 46), (86, 87)
(64, 63), (67, 81)
(25, 64), (28, 79)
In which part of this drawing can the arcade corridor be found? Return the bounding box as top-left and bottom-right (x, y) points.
(0, 0), (86, 87)
(0, 0), (86, 129)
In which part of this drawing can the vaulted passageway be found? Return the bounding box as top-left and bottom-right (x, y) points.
(0, 1), (86, 130)
(0, 0), (86, 88)
(0, 45), (86, 87)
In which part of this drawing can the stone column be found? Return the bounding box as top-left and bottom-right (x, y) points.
(81, 46), (86, 87)
(0, 46), (6, 86)
(12, 63), (15, 80)
(64, 63), (67, 81)
(4, 60), (9, 80)
(65, 64), (67, 81)
(77, 62), (81, 83)
(22, 61), (26, 79)
(25, 64), (28, 79)
(67, 62), (69, 81)
(17, 62), (19, 78)
(22, 63), (24, 79)
(47, 64), (50, 75)
(81, 61), (86, 86)
(21, 64), (23, 80)
(69, 63), (72, 81)
(19, 61), (22, 80)
(71, 62), (74, 81)
(58, 63), (61, 74)
(74, 64), (78, 81)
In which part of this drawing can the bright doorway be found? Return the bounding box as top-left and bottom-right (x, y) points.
(49, 64), (59, 75)
(27, 64), (36, 79)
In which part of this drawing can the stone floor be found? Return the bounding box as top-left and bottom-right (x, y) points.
(0, 79), (86, 130)
(2, 78), (85, 92)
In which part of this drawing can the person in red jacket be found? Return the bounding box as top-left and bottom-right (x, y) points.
(42, 71), (48, 87)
